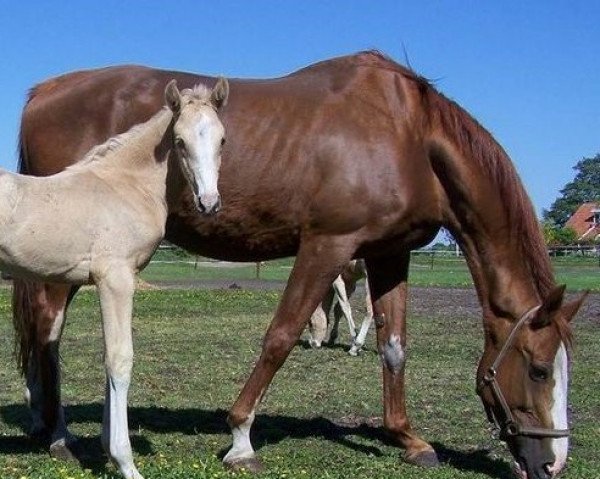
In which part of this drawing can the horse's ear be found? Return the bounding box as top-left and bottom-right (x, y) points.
(210, 77), (229, 109)
(562, 290), (588, 323)
(165, 80), (181, 114)
(531, 284), (566, 329)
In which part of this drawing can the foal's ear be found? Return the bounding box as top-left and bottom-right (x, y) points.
(165, 80), (181, 114)
(531, 284), (566, 329)
(210, 77), (229, 109)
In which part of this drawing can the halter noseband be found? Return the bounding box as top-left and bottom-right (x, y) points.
(477, 305), (570, 440)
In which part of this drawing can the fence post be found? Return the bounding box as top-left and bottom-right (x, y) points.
(256, 262), (261, 279)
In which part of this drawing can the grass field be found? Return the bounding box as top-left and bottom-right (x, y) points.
(0, 284), (598, 479)
(141, 250), (599, 291)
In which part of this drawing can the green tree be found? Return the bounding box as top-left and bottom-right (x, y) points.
(542, 221), (577, 246)
(543, 154), (600, 226)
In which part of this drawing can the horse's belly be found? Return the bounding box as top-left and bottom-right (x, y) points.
(0, 247), (92, 284)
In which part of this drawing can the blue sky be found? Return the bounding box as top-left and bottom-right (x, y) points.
(0, 1), (598, 215)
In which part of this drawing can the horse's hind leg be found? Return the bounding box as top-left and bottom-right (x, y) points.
(223, 235), (355, 471)
(365, 253), (439, 467)
(15, 281), (79, 459)
(97, 267), (142, 479)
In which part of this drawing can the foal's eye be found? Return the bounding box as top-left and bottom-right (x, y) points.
(529, 364), (552, 383)
(221, 138), (226, 147)
(175, 137), (186, 150)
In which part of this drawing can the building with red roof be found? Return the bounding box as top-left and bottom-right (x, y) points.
(566, 202), (600, 242)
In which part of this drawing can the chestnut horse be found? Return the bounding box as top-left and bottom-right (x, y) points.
(14, 51), (585, 479)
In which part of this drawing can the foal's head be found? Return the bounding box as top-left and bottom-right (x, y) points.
(165, 78), (229, 215)
(477, 286), (586, 479)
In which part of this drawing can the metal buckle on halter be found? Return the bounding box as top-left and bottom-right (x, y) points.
(483, 367), (496, 384)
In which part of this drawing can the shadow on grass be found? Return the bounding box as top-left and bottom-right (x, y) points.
(2, 403), (510, 478)
(433, 442), (513, 479)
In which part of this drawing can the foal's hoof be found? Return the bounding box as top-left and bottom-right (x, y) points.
(224, 457), (265, 473)
(49, 440), (80, 464)
(404, 449), (440, 468)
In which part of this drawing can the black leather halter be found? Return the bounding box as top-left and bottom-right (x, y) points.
(477, 305), (570, 440)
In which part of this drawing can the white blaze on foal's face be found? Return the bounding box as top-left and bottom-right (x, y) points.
(175, 105), (224, 212)
(165, 78), (229, 215)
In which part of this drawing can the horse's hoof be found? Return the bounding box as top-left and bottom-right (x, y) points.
(224, 457), (265, 473)
(49, 440), (79, 463)
(404, 449), (440, 468)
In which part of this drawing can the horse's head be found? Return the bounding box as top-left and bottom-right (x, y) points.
(477, 286), (586, 479)
(165, 77), (229, 215)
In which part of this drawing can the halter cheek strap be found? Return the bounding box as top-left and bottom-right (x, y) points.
(477, 305), (570, 439)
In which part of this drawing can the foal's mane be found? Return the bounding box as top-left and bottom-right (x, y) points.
(358, 51), (556, 302)
(63, 108), (172, 172)
(66, 84), (213, 171)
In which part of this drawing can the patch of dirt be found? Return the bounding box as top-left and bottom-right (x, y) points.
(147, 278), (599, 325)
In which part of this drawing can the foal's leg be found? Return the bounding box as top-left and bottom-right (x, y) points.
(307, 305), (327, 348)
(96, 267), (142, 479)
(365, 253), (439, 467)
(223, 236), (355, 470)
(20, 282), (78, 459)
(348, 280), (373, 356)
(330, 274), (355, 344)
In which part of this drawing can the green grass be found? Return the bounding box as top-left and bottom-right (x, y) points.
(0, 287), (598, 479)
(140, 252), (600, 291)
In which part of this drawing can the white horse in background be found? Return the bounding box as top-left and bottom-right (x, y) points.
(307, 259), (373, 355)
(6, 78), (228, 479)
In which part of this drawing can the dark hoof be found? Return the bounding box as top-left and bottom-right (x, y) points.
(49, 440), (80, 464)
(225, 457), (265, 473)
(405, 449), (440, 468)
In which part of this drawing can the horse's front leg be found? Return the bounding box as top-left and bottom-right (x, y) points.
(223, 235), (355, 471)
(96, 267), (142, 479)
(13, 280), (78, 459)
(365, 253), (439, 467)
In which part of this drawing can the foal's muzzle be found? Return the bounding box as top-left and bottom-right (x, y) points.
(198, 193), (222, 215)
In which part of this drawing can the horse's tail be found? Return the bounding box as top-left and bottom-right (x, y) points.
(12, 97), (37, 376)
(12, 279), (38, 375)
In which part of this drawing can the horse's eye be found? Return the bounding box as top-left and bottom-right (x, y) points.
(221, 137), (226, 147)
(529, 364), (551, 383)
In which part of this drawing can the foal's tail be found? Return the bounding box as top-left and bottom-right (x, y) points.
(12, 279), (38, 375)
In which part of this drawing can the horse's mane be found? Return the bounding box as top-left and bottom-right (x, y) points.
(424, 85), (555, 298)
(358, 51), (556, 301)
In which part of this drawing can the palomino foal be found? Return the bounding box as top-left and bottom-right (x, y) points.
(308, 259), (373, 355)
(4, 78), (228, 479)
